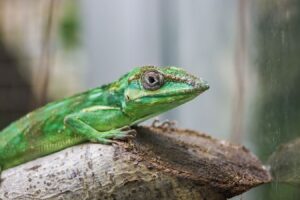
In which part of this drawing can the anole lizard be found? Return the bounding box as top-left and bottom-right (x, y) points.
(0, 66), (209, 178)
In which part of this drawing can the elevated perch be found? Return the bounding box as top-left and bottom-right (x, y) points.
(0, 125), (271, 200)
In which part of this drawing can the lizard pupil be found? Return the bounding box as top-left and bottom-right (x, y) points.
(148, 76), (156, 84)
(142, 70), (164, 90)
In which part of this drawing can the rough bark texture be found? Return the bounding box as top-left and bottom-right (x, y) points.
(0, 125), (271, 200)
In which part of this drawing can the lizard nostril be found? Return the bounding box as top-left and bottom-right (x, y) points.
(187, 80), (194, 87)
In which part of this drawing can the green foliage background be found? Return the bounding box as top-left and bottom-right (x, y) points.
(253, 0), (300, 199)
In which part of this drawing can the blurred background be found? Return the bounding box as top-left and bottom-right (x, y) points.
(0, 0), (299, 199)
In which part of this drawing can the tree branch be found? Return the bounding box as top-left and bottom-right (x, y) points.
(0, 126), (271, 199)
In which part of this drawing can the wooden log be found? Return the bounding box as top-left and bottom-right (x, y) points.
(0, 125), (271, 199)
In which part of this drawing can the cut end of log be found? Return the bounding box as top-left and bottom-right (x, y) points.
(132, 126), (271, 198)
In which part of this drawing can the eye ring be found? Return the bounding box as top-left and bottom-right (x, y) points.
(141, 70), (164, 90)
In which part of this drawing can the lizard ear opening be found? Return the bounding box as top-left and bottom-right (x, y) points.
(141, 70), (164, 91)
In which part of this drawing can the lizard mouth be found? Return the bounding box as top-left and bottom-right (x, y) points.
(139, 87), (207, 100)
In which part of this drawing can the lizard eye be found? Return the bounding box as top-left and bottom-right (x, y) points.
(141, 70), (164, 91)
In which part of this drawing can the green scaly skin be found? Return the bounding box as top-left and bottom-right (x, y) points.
(0, 66), (209, 178)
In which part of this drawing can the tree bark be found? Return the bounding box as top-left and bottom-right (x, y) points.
(0, 125), (271, 200)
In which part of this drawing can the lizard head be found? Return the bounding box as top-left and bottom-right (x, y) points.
(120, 66), (209, 120)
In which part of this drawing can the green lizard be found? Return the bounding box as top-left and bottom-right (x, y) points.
(0, 66), (209, 177)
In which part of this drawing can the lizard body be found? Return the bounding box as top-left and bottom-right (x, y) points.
(0, 66), (209, 175)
